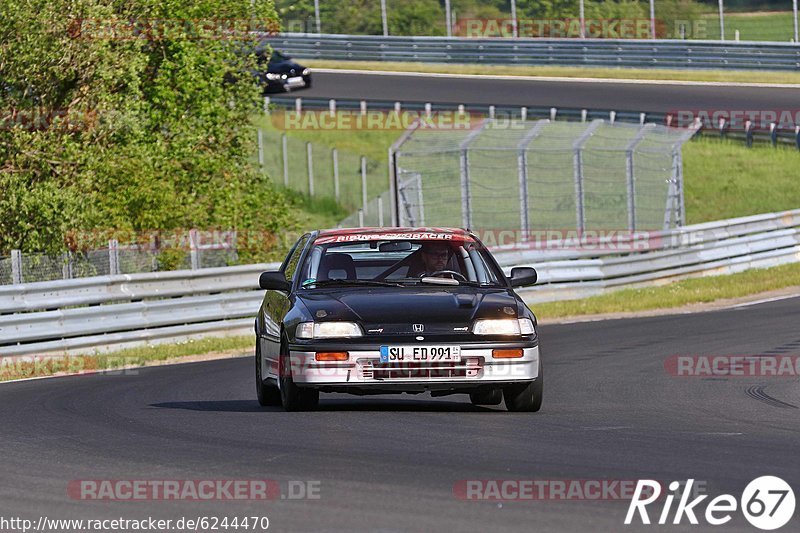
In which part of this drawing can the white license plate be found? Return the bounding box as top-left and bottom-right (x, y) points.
(286, 76), (305, 86)
(379, 345), (461, 363)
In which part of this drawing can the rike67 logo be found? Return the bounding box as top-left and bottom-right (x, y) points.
(625, 477), (795, 530)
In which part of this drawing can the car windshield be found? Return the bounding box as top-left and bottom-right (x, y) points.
(298, 233), (505, 289)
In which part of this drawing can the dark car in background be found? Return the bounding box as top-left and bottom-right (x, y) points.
(254, 227), (542, 412)
(256, 49), (311, 93)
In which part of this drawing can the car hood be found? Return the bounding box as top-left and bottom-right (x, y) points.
(296, 287), (521, 336)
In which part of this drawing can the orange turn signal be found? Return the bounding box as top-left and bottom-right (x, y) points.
(492, 349), (523, 359)
(315, 352), (349, 362)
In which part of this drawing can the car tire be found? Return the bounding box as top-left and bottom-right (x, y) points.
(503, 359), (543, 412)
(256, 342), (281, 407)
(279, 339), (319, 412)
(469, 388), (503, 406)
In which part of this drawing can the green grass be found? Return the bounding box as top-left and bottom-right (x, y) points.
(531, 262), (800, 320)
(683, 137), (800, 223)
(303, 59), (800, 85)
(702, 11), (798, 42)
(0, 335), (254, 383)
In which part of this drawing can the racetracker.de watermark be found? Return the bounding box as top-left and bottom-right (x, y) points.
(453, 479), (707, 501)
(67, 18), (280, 40)
(1, 108), (97, 132)
(67, 480), (320, 501)
(454, 18), (707, 39)
(667, 109), (800, 131)
(665, 355), (800, 378)
(0, 355), (142, 380)
(271, 110), (480, 131)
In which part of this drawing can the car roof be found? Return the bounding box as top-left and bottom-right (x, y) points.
(314, 227), (475, 244)
(321, 227), (477, 236)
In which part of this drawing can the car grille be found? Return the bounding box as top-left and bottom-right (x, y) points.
(360, 358), (482, 380)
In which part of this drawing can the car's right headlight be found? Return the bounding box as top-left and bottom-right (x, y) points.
(472, 318), (535, 336)
(296, 321), (363, 339)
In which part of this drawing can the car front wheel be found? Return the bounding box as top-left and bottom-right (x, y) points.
(503, 359), (543, 412)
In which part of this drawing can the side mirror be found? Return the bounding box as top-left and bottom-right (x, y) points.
(259, 271), (291, 292)
(509, 267), (537, 287)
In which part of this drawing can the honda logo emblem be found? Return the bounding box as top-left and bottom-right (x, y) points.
(412, 324), (424, 333)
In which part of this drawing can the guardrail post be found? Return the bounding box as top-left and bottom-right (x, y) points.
(282, 134), (289, 187)
(394, 102), (401, 114)
(795, 126), (800, 151)
(550, 108), (557, 121)
(425, 103), (432, 119)
(361, 156), (368, 215)
(581, 109), (587, 122)
(360, 100), (367, 116)
(257, 128), (264, 168)
(307, 142), (314, 196)
(332, 148), (340, 201)
(295, 98), (302, 114)
(358, 208), (365, 227)
(521, 107), (527, 121)
(489, 105), (495, 119)
(770, 123), (778, 147)
(745, 120), (754, 148)
(329, 99), (336, 116)
(718, 118), (727, 138)
(11, 249), (22, 284)
(263, 96), (270, 114)
(377, 196), (384, 226)
(109, 239), (120, 276)
(189, 229), (200, 270)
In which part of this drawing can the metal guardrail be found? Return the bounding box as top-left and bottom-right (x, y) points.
(1, 210), (799, 356)
(268, 96), (800, 147)
(264, 33), (800, 71)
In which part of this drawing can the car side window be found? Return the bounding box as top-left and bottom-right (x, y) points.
(283, 235), (310, 283)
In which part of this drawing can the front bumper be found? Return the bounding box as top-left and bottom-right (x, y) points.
(285, 343), (540, 391)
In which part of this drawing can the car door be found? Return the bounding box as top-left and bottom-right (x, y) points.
(261, 234), (310, 378)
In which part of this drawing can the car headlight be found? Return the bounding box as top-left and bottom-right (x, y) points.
(265, 72), (282, 80)
(472, 318), (535, 336)
(296, 321), (363, 339)
(302, 68), (311, 76)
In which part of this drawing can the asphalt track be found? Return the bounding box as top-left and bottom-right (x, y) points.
(2, 295), (799, 532)
(300, 70), (800, 113)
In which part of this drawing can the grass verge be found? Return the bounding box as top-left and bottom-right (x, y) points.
(0, 335), (254, 383)
(303, 59), (800, 85)
(531, 262), (800, 320)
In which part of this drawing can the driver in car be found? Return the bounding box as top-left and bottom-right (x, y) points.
(407, 241), (457, 277)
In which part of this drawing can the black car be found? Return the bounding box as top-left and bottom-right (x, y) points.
(255, 228), (542, 412)
(256, 49), (311, 93)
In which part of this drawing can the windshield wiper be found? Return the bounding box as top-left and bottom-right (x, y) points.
(302, 279), (402, 288)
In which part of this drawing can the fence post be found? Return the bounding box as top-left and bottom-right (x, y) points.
(380, 0), (388, 36)
(307, 142), (314, 196)
(445, 0), (452, 37)
(458, 120), (490, 229)
(257, 128), (264, 168)
(189, 229), (200, 270)
(62, 252), (73, 280)
(516, 120), (549, 241)
(573, 120), (603, 233)
(109, 239), (120, 276)
(282, 134), (289, 187)
(625, 124), (655, 232)
(332, 148), (340, 201)
(361, 156), (368, 215)
(11, 249), (22, 284)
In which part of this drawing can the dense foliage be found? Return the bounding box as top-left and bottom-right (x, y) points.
(0, 0), (292, 260)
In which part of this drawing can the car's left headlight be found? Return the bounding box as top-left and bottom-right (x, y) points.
(296, 321), (363, 339)
(265, 72), (282, 80)
(472, 318), (535, 336)
(302, 68), (311, 76)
